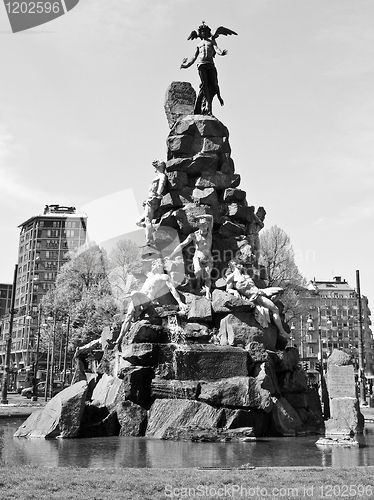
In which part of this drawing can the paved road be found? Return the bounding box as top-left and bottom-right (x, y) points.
(1, 391), (46, 404)
(0, 391), (46, 418)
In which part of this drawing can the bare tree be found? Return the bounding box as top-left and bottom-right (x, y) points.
(259, 225), (307, 322)
(107, 239), (142, 311)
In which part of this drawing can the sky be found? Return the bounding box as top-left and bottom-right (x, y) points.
(0, 0), (374, 305)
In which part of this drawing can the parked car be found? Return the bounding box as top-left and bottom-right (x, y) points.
(16, 367), (33, 394)
(21, 381), (66, 399)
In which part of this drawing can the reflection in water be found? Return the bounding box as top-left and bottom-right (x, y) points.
(317, 426), (374, 468)
(2, 419), (374, 469)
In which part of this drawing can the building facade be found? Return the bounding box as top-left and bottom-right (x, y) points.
(292, 276), (374, 385)
(0, 205), (87, 383)
(0, 283), (12, 319)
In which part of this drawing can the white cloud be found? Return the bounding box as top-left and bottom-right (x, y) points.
(58, 0), (173, 49)
(0, 127), (19, 160)
(312, 217), (329, 229)
(312, 197), (374, 228)
(335, 198), (374, 226)
(313, 3), (374, 79)
(0, 166), (48, 207)
(81, 189), (141, 245)
(0, 127), (50, 208)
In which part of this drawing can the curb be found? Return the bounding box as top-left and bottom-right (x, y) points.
(0, 412), (35, 419)
(0, 405), (45, 419)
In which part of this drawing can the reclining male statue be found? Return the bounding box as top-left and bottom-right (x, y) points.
(225, 260), (289, 337)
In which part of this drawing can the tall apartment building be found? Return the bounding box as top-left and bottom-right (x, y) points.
(0, 283), (12, 319)
(292, 276), (374, 385)
(0, 205), (87, 377)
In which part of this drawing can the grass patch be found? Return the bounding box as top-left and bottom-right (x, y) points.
(0, 466), (374, 499)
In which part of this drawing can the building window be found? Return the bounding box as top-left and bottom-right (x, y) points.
(45, 251), (58, 259)
(44, 272), (56, 281)
(66, 240), (79, 249)
(46, 230), (59, 238)
(46, 240), (59, 249)
(44, 261), (58, 270)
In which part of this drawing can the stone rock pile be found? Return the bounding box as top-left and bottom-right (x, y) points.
(14, 333), (324, 440)
(14, 83), (325, 441)
(154, 112), (265, 279)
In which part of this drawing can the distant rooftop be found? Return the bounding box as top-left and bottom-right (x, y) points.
(43, 204), (77, 215)
(316, 282), (354, 292)
(18, 204), (87, 229)
(311, 276), (354, 292)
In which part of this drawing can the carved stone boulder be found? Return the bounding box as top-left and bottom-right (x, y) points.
(14, 380), (88, 438)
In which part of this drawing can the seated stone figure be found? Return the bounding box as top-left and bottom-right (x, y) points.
(135, 159), (167, 246)
(117, 258), (187, 348)
(225, 260), (289, 337)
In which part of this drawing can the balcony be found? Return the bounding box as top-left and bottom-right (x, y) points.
(305, 336), (318, 344)
(306, 352), (318, 358)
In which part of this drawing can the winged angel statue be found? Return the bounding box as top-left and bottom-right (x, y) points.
(180, 22), (237, 115)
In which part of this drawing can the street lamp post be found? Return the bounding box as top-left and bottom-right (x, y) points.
(307, 313), (314, 364)
(289, 323), (295, 347)
(326, 316), (332, 357)
(43, 316), (54, 401)
(1, 264), (18, 404)
(300, 315), (304, 359)
(317, 308), (324, 392)
(31, 305), (42, 402)
(48, 316), (58, 399)
(62, 316), (70, 385)
(356, 270), (366, 404)
(24, 314), (32, 367)
(318, 323), (324, 396)
(306, 310), (324, 393)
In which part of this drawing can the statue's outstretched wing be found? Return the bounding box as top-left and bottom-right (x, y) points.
(212, 26), (238, 40)
(187, 30), (199, 40)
